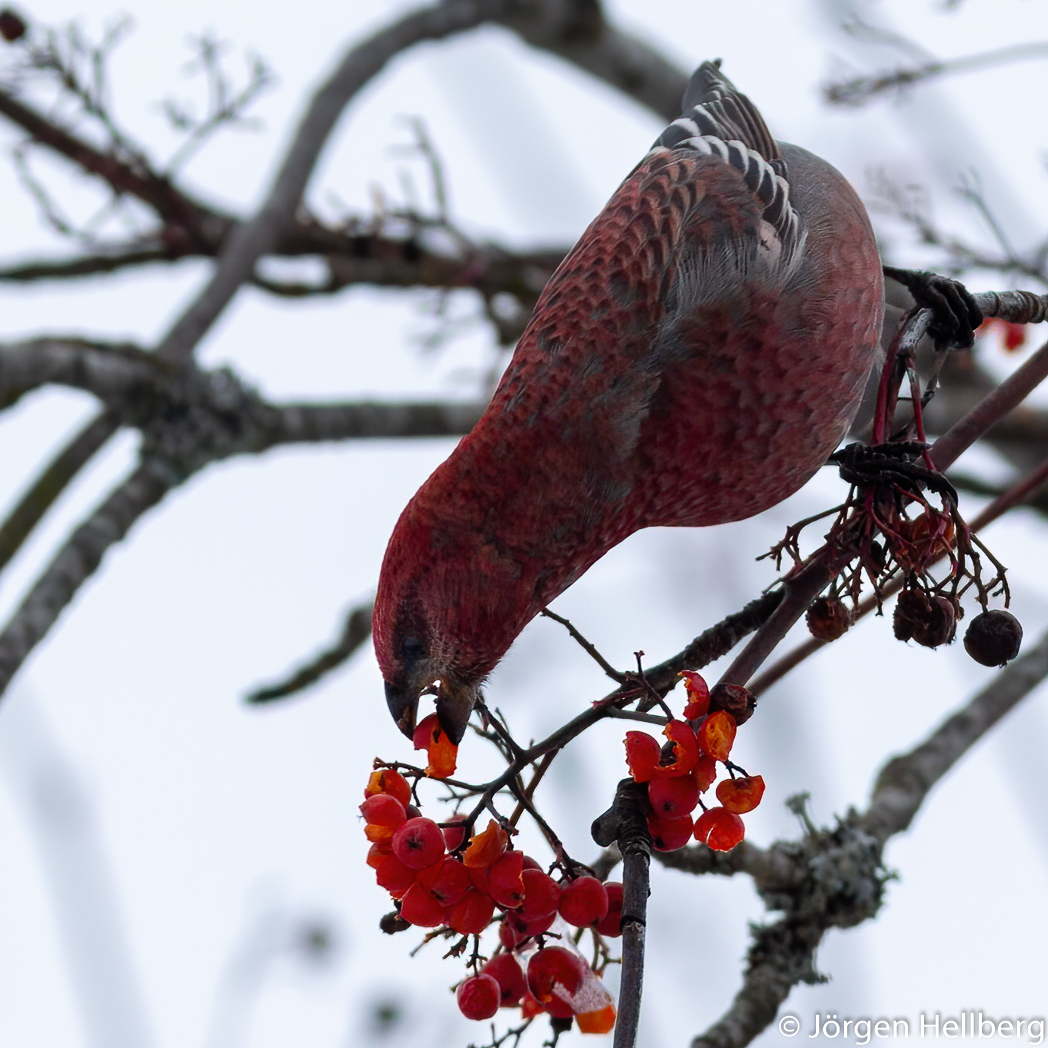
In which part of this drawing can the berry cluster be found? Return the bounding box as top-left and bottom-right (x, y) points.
(361, 765), (618, 1034)
(623, 672), (764, 852)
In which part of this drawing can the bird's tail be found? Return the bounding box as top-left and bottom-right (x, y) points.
(649, 60), (798, 250)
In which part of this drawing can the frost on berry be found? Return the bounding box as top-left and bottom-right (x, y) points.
(391, 817), (446, 870)
(648, 774), (699, 817)
(412, 713), (458, 778)
(646, 812), (695, 852)
(456, 973), (501, 1021)
(806, 596), (852, 641)
(694, 807), (745, 851)
(964, 609), (1023, 666)
(527, 946), (584, 1009)
(461, 818), (508, 868)
(698, 710), (737, 762)
(716, 774), (765, 814)
(557, 876), (609, 927)
(481, 953), (527, 1007)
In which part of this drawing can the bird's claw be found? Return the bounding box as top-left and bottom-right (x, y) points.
(883, 266), (983, 349)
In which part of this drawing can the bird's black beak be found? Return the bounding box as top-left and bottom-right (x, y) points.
(384, 680), (419, 739)
(435, 678), (478, 746)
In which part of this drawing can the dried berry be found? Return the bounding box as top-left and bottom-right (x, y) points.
(964, 609), (1023, 666)
(894, 589), (957, 648)
(709, 683), (755, 724)
(0, 8), (26, 42)
(805, 596), (852, 641)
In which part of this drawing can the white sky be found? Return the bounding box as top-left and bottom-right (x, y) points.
(1, 1), (1048, 1047)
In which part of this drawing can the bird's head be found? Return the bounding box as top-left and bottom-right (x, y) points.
(372, 487), (539, 745)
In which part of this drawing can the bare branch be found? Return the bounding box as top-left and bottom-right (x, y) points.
(825, 41), (1048, 107)
(0, 412), (118, 573)
(153, 0), (495, 365)
(246, 601), (374, 704)
(0, 460), (175, 698)
(863, 626), (1048, 841)
(497, 0), (687, 120)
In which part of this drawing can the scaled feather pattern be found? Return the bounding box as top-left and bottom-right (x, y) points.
(374, 60), (884, 742)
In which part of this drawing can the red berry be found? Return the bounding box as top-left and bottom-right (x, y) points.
(716, 775), (765, 814)
(375, 854), (416, 896)
(693, 755), (718, 793)
(527, 946), (584, 1009)
(507, 908), (557, 939)
(399, 882), (448, 927)
(646, 812), (694, 851)
(456, 974), (500, 1021)
(558, 875), (609, 927)
(448, 889), (495, 935)
(416, 856), (471, 906)
(413, 713), (458, 779)
(499, 917), (521, 950)
(462, 819), (508, 868)
(441, 814), (467, 851)
(481, 953), (527, 1007)
(648, 774), (699, 817)
(364, 768), (412, 806)
(595, 881), (623, 937)
(366, 841), (392, 869)
(360, 793), (406, 841)
(697, 711), (737, 762)
(486, 850), (525, 908)
(694, 807), (745, 851)
(391, 817), (446, 869)
(520, 868), (561, 918)
(680, 671), (710, 718)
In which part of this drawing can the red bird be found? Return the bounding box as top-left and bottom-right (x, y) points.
(374, 61), (884, 742)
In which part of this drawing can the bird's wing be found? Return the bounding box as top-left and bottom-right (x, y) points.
(649, 60), (801, 263)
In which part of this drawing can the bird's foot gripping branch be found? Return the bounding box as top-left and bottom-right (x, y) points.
(360, 669), (766, 1044)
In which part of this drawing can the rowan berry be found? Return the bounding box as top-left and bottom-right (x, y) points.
(964, 609), (1023, 666)
(520, 868), (561, 919)
(716, 775), (765, 814)
(697, 711), (737, 762)
(558, 876), (609, 927)
(456, 974), (501, 1020)
(694, 807), (745, 851)
(646, 812), (695, 851)
(648, 773), (699, 817)
(391, 817), (446, 869)
(595, 881), (623, 938)
(399, 882), (447, 927)
(447, 889), (495, 935)
(364, 768), (411, 806)
(481, 953), (527, 1007)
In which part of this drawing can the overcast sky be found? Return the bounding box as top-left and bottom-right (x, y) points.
(2, 2), (1048, 1047)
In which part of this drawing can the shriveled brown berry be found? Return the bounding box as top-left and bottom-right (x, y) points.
(894, 590), (957, 648)
(0, 8), (26, 41)
(709, 682), (755, 725)
(805, 596), (851, 641)
(964, 610), (1023, 666)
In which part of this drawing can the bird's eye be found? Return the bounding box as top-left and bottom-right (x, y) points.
(401, 636), (425, 659)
